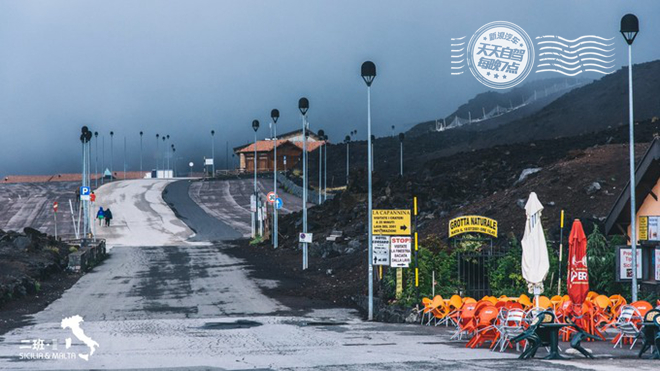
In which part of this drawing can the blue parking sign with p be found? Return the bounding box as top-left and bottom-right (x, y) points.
(80, 186), (91, 196)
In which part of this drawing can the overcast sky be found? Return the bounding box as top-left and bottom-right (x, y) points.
(1, 0), (659, 176)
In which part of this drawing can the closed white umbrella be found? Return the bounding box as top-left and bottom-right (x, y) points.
(521, 192), (550, 308)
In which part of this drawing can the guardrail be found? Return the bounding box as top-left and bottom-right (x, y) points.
(276, 172), (334, 205)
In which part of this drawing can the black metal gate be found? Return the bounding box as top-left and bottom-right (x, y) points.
(454, 238), (505, 298)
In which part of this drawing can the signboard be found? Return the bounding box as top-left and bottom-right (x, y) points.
(656, 248), (660, 281)
(250, 194), (257, 212)
(79, 186), (91, 201)
(396, 268), (403, 299)
(53, 202), (58, 212)
(618, 247), (642, 280)
(204, 158), (214, 166)
(267, 192), (277, 204)
(390, 236), (412, 268)
(275, 198), (283, 210)
(448, 215), (498, 238)
(299, 233), (313, 243)
(639, 216), (660, 241)
(372, 210), (411, 235)
(372, 235), (390, 266)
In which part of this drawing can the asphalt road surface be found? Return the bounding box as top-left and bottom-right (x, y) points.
(0, 182), (78, 237)
(0, 179), (658, 370)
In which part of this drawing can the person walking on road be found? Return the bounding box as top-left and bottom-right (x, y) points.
(104, 208), (113, 227)
(96, 207), (105, 226)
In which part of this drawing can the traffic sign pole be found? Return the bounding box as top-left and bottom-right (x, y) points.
(414, 196), (419, 302)
(53, 202), (58, 240)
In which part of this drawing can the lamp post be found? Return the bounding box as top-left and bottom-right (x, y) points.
(399, 132), (405, 176)
(345, 135), (351, 186)
(621, 13), (639, 302)
(94, 132), (98, 188)
(156, 134), (160, 175)
(123, 136), (127, 180)
(323, 134), (328, 201)
(252, 119), (260, 238)
(172, 147), (176, 176)
(299, 97), (309, 269)
(110, 131), (114, 181)
(162, 136), (166, 176)
(317, 129), (325, 204)
(271, 109), (280, 248)
(166, 135), (170, 173)
(189, 161), (194, 177)
(211, 130), (216, 176)
(139, 131), (143, 175)
(371, 134), (375, 172)
(171, 144), (175, 176)
(361, 60), (376, 320)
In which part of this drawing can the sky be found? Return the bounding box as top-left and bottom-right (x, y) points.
(0, 0), (659, 176)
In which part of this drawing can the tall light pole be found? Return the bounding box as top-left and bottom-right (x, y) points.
(102, 135), (105, 185)
(271, 109), (280, 248)
(166, 135), (170, 173)
(252, 119), (260, 238)
(94, 132), (98, 188)
(299, 97), (309, 270)
(139, 131), (143, 175)
(155, 134), (159, 175)
(171, 144), (175, 175)
(621, 13), (639, 302)
(123, 136), (127, 180)
(371, 134), (375, 173)
(399, 132), (405, 176)
(361, 61), (376, 320)
(345, 135), (350, 186)
(110, 131), (114, 181)
(317, 129), (325, 204)
(323, 134), (328, 201)
(211, 130), (216, 176)
(162, 136), (166, 175)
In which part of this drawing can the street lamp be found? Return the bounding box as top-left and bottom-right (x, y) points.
(156, 134), (160, 174)
(252, 119), (260, 238)
(323, 134), (328, 201)
(139, 131), (143, 175)
(162, 136), (166, 175)
(371, 134), (375, 172)
(110, 131), (114, 181)
(211, 130), (216, 176)
(317, 129), (325, 204)
(94, 132), (98, 188)
(621, 13), (640, 301)
(299, 97), (309, 270)
(399, 132), (405, 176)
(271, 108), (280, 249)
(166, 135), (170, 173)
(361, 60), (376, 321)
(345, 135), (351, 186)
(189, 161), (194, 177)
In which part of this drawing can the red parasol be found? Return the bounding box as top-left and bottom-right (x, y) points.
(567, 219), (589, 306)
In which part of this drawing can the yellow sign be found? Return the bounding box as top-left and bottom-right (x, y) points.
(372, 209), (411, 235)
(449, 215), (498, 238)
(639, 216), (648, 241)
(396, 268), (403, 299)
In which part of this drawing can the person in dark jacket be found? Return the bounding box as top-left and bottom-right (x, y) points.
(104, 208), (113, 227)
(96, 207), (105, 226)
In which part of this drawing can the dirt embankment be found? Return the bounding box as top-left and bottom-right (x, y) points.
(0, 228), (80, 334)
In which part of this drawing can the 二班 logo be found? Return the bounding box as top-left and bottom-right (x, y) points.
(466, 21), (535, 89)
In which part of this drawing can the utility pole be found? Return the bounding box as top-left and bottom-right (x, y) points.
(361, 61), (376, 320)
(271, 109), (280, 248)
(299, 98), (309, 269)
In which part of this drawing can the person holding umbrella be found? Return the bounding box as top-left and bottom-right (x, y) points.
(521, 192), (550, 309)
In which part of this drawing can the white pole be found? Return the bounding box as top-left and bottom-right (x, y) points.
(302, 114), (308, 269)
(628, 44), (638, 302)
(69, 199), (78, 239)
(367, 85), (374, 321)
(324, 140), (327, 201)
(274, 122), (278, 248)
(318, 142), (322, 204)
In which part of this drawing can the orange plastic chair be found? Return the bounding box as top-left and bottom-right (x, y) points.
(420, 297), (433, 325)
(467, 306), (500, 348)
(451, 302), (478, 341)
(518, 294), (532, 310)
(537, 296), (553, 309)
(631, 301), (653, 317)
(444, 295), (464, 327)
(586, 291), (599, 302)
(428, 295), (447, 325)
(463, 297), (477, 304)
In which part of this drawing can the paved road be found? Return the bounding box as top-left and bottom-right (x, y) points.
(188, 178), (309, 237)
(0, 182), (78, 237)
(0, 179), (657, 370)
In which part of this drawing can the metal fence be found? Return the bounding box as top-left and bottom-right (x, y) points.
(455, 239), (505, 298)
